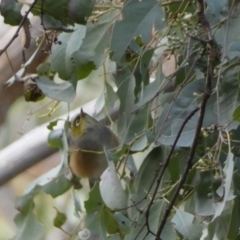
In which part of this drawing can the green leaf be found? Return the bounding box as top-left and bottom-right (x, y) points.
(53, 208), (67, 228)
(47, 120), (59, 130)
(114, 67), (150, 144)
(126, 201), (176, 240)
(85, 182), (104, 214)
(100, 161), (127, 210)
(155, 78), (217, 144)
(32, 0), (71, 25)
(202, 207), (233, 240)
(133, 67), (165, 111)
(232, 105), (240, 122)
(48, 129), (63, 148)
(130, 135), (148, 152)
(229, 42), (240, 58)
(194, 171), (214, 216)
(41, 14), (72, 32)
(133, 49), (154, 99)
(42, 174), (71, 198)
(114, 67), (135, 142)
(36, 76), (76, 103)
(71, 190), (82, 217)
(211, 6), (240, 59)
(15, 186), (42, 213)
(172, 210), (203, 240)
(68, 0), (95, 24)
(13, 187), (44, 240)
(50, 25), (87, 80)
(159, 119), (197, 147)
(102, 208), (120, 235)
(73, 22), (113, 79)
(217, 63), (240, 128)
(111, 0), (165, 61)
(205, 0), (227, 15)
(84, 183), (108, 238)
(37, 62), (52, 76)
(113, 212), (131, 235)
(140, 49), (154, 85)
(212, 151), (234, 221)
(124, 106), (149, 144)
(227, 191), (240, 240)
(13, 211), (44, 240)
(128, 147), (168, 221)
(0, 0), (22, 25)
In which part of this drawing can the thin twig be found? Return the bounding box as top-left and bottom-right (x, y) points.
(0, 0), (38, 56)
(143, 107), (199, 239)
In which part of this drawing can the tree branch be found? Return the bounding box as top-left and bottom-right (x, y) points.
(0, 0), (38, 56)
(155, 0), (214, 238)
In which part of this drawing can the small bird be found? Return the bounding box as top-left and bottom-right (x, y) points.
(68, 109), (119, 182)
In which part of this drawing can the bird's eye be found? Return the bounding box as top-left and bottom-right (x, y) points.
(75, 118), (80, 126)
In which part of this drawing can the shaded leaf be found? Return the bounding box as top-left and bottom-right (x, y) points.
(73, 21), (114, 79)
(32, 0), (72, 25)
(194, 171), (215, 216)
(113, 212), (131, 235)
(48, 129), (63, 148)
(50, 25), (87, 80)
(159, 119), (197, 147)
(47, 120), (59, 131)
(0, 0), (22, 25)
(229, 42), (240, 58)
(201, 206), (233, 240)
(72, 190), (82, 217)
(212, 152), (234, 221)
(205, 0), (227, 15)
(15, 186), (42, 213)
(41, 14), (72, 32)
(100, 161), (127, 210)
(111, 0), (165, 61)
(126, 201), (176, 240)
(102, 208), (120, 235)
(68, 0), (95, 24)
(42, 174), (71, 198)
(84, 183), (107, 238)
(36, 76), (76, 103)
(53, 208), (67, 228)
(172, 210), (202, 240)
(232, 104), (240, 122)
(13, 211), (44, 240)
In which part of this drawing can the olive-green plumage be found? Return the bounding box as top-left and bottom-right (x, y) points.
(69, 109), (119, 180)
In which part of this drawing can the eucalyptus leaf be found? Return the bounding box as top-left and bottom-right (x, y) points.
(172, 210), (202, 240)
(36, 76), (76, 103)
(229, 42), (240, 58)
(53, 208), (67, 228)
(159, 119), (197, 147)
(205, 0), (227, 15)
(13, 211), (44, 240)
(212, 152), (234, 221)
(0, 0), (22, 25)
(32, 0), (73, 25)
(68, 0), (95, 24)
(50, 25), (87, 80)
(100, 161), (127, 210)
(48, 129), (63, 148)
(111, 0), (165, 61)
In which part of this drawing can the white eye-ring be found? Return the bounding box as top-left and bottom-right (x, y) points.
(75, 118), (80, 126)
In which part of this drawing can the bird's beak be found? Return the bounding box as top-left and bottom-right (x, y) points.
(80, 108), (85, 117)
